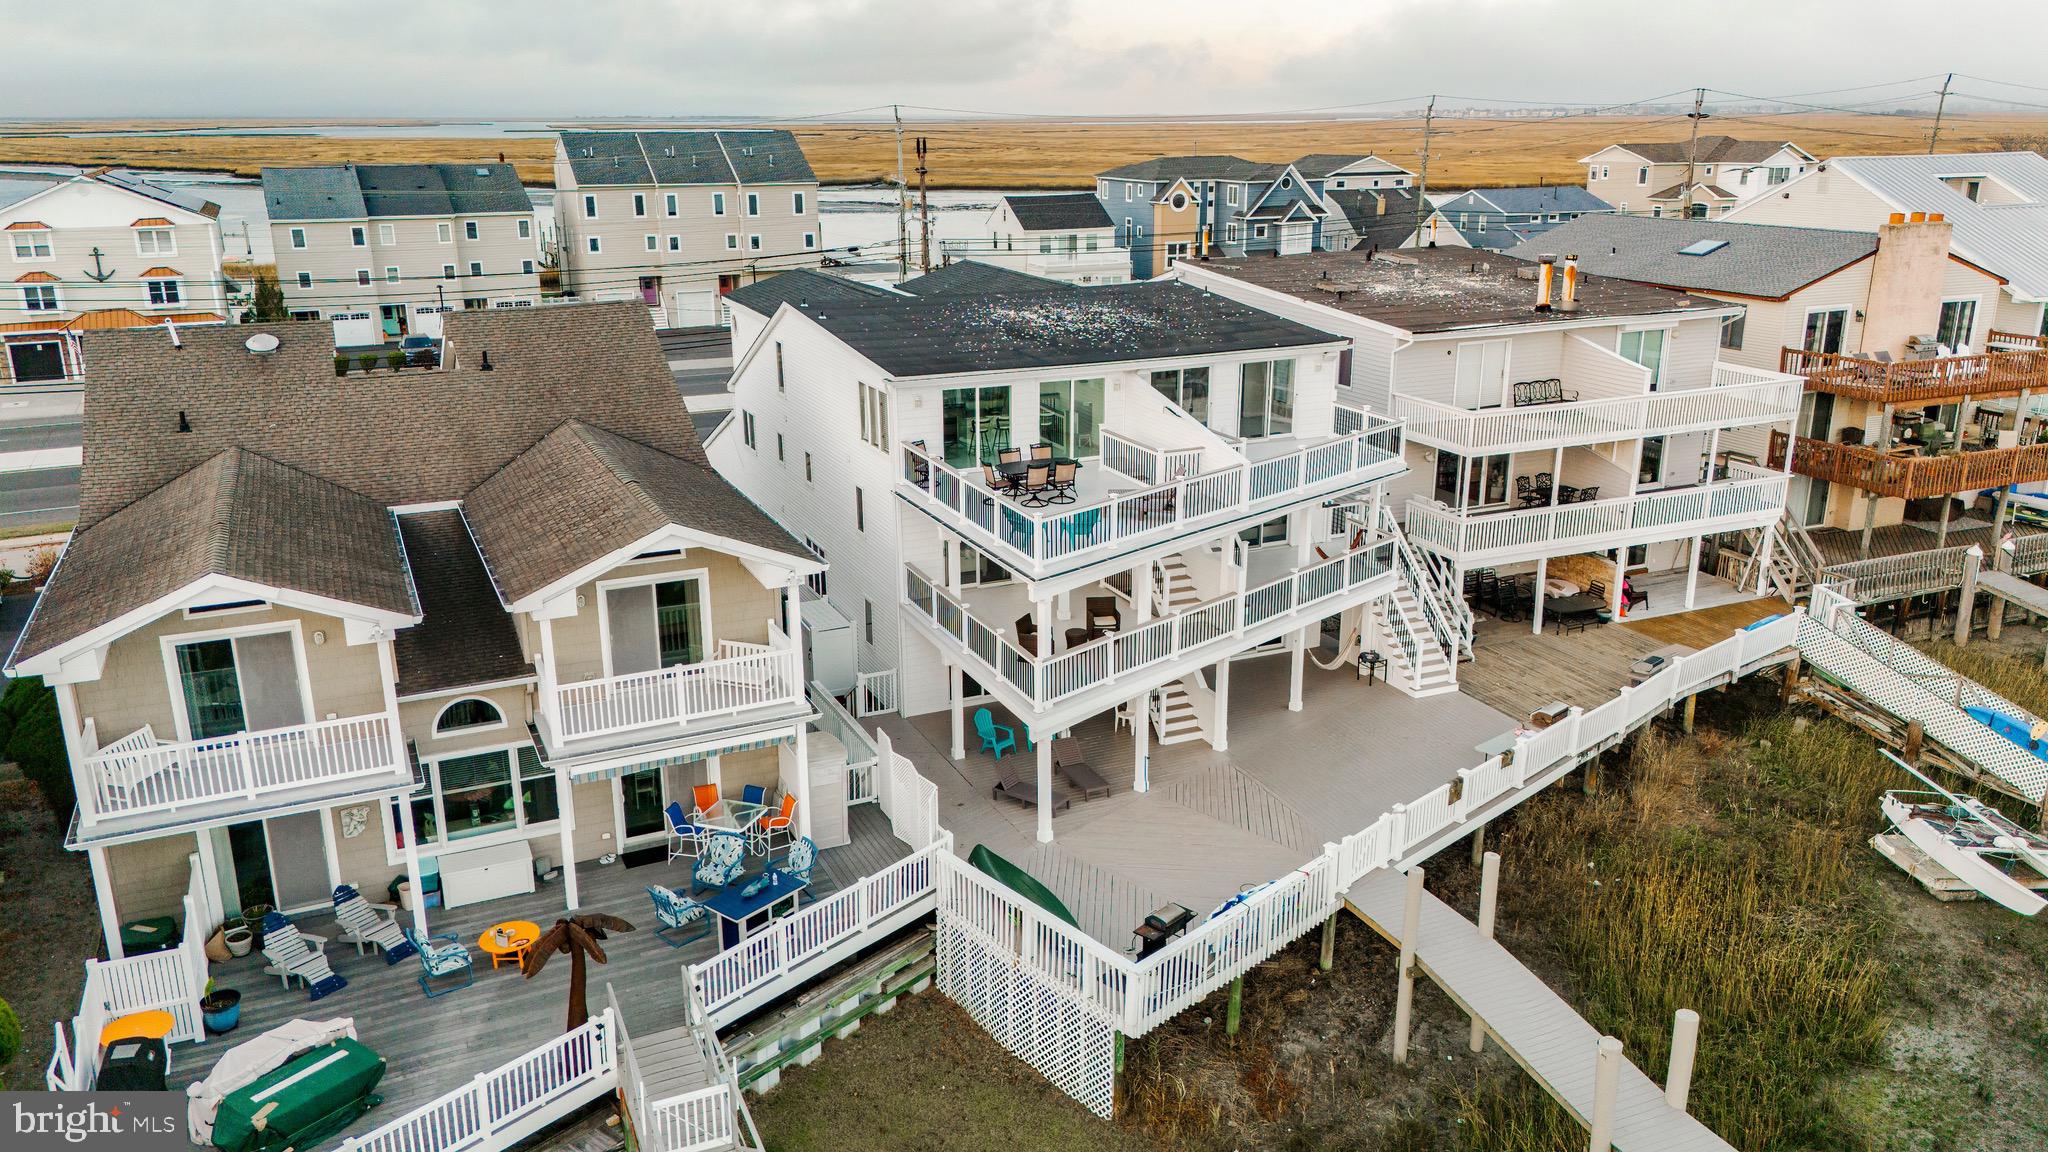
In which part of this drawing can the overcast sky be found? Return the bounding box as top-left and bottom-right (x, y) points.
(11, 0), (2048, 119)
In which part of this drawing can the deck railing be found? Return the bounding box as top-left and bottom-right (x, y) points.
(1402, 475), (1787, 561)
(552, 642), (804, 742)
(811, 683), (879, 802)
(1770, 430), (2048, 500)
(1990, 329), (2048, 351)
(79, 712), (402, 827)
(1394, 364), (1800, 453)
(1821, 533), (2048, 604)
(1780, 344), (2048, 404)
(903, 540), (1398, 711)
(898, 416), (1403, 572)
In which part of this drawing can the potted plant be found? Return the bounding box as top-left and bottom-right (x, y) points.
(240, 904), (274, 949)
(355, 353), (380, 374)
(201, 984), (241, 1035)
(221, 922), (253, 957)
(384, 349), (405, 372)
(334, 355), (350, 377)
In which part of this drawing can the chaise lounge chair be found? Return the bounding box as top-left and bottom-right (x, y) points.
(1050, 738), (1112, 801)
(331, 884), (416, 965)
(259, 913), (346, 1000)
(992, 762), (1071, 812)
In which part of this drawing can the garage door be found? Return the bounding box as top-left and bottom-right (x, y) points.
(6, 341), (66, 383)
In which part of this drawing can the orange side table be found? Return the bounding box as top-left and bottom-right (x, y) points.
(478, 920), (541, 970)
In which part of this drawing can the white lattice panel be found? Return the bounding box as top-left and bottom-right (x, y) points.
(937, 915), (1118, 1118)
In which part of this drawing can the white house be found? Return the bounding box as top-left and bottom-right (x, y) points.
(941, 193), (1128, 285)
(1582, 137), (1814, 219)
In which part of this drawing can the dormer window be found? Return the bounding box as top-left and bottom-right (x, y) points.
(135, 227), (175, 256)
(10, 227), (53, 260)
(435, 696), (505, 735)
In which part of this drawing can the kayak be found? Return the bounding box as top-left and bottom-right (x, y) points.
(968, 844), (1080, 928)
(1962, 705), (2048, 762)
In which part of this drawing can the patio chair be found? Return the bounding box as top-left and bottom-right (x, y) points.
(259, 913), (346, 1000)
(331, 884), (416, 965)
(1022, 463), (1053, 506)
(975, 707), (1017, 760)
(998, 447), (1023, 465)
(905, 440), (932, 485)
(1029, 443), (1054, 462)
(1050, 738), (1112, 801)
(782, 836), (818, 895)
(665, 801), (707, 863)
(1588, 580), (1607, 601)
(691, 832), (748, 896)
(691, 783), (722, 822)
(647, 885), (713, 948)
(1086, 596), (1118, 631)
(1625, 582), (1650, 612)
(758, 793), (799, 856)
(1534, 472), (1553, 491)
(1573, 485), (1599, 503)
(992, 762), (1071, 812)
(400, 925), (474, 998)
(741, 783), (767, 807)
(1048, 461), (1079, 504)
(1014, 613), (1039, 656)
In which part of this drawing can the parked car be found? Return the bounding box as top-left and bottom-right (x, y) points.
(400, 335), (442, 368)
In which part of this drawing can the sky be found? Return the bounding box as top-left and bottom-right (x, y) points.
(9, 0), (2048, 120)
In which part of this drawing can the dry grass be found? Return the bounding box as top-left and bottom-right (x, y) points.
(3, 113), (2045, 188)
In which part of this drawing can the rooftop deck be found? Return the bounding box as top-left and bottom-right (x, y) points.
(163, 805), (909, 1147)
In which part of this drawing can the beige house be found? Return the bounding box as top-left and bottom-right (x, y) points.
(1581, 137), (1814, 219)
(1, 168), (227, 384)
(553, 130), (822, 329)
(7, 302), (827, 959)
(261, 163), (542, 344)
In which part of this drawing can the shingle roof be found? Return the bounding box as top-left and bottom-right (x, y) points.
(1002, 192), (1113, 231)
(262, 163), (530, 221)
(1646, 181), (1736, 202)
(1818, 152), (2048, 301)
(464, 421), (808, 604)
(96, 170), (221, 219)
(724, 268), (896, 317)
(1096, 155), (1286, 182)
(896, 261), (1064, 296)
(1293, 154), (1409, 179)
(76, 301), (697, 528)
(797, 280), (1342, 378)
(1609, 136), (1804, 165)
(13, 449), (416, 663)
(1460, 185), (1612, 215)
(1193, 248), (1726, 334)
(1324, 188), (1432, 250)
(393, 510), (531, 696)
(1502, 215), (1879, 299)
(557, 130), (815, 186)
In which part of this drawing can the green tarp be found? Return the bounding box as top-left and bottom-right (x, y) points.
(212, 1038), (385, 1152)
(968, 844), (1080, 928)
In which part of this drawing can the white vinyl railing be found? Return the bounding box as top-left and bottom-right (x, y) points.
(1393, 367), (1801, 453)
(1403, 475), (1787, 561)
(854, 668), (899, 717)
(898, 416), (1403, 572)
(553, 644), (803, 742)
(80, 712), (401, 827)
(342, 1009), (618, 1152)
(903, 540), (1398, 711)
(646, 1087), (735, 1152)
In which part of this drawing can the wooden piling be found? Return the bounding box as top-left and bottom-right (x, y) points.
(1904, 719), (1924, 763)
(1319, 915), (1337, 972)
(1226, 976), (1243, 1037)
(1780, 653), (1802, 705)
(1470, 851), (1500, 1055)
(1681, 693), (1696, 735)
(1392, 867), (1424, 1065)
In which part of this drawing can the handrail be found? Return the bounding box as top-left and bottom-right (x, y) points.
(81, 711), (402, 827)
(1770, 429), (2048, 500)
(1780, 344), (2048, 404)
(1393, 367), (1800, 453)
(553, 645), (804, 741)
(1402, 476), (1787, 559)
(1990, 329), (2048, 351)
(1373, 503), (1472, 662)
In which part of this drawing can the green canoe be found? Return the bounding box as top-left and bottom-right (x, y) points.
(212, 1038), (385, 1152)
(968, 844), (1080, 928)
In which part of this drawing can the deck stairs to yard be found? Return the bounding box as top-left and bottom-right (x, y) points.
(1372, 586), (1459, 697)
(1154, 554), (1203, 613)
(1738, 511), (1824, 601)
(648, 304), (670, 329)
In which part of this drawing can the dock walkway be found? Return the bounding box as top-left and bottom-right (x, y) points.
(1345, 870), (1733, 1152)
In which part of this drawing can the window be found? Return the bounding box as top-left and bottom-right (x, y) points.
(859, 382), (890, 450)
(1039, 235), (1053, 255)
(136, 227), (175, 255)
(1601, 166), (1610, 179)
(632, 193), (646, 217)
(1937, 299), (1978, 349)
(1637, 166), (1650, 185)
(665, 193), (678, 216)
(1253, 224), (1267, 238)
(804, 539), (828, 596)
(774, 341), (785, 391)
(1239, 517), (1287, 547)
(1124, 184), (1134, 202)
(645, 234), (659, 252)
(1238, 359), (1294, 437)
(582, 194), (598, 219)
(1618, 328), (1667, 386)
(1720, 311), (1746, 350)
(713, 192), (726, 216)
(521, 259), (534, 275)
(435, 697), (504, 735)
(1768, 167), (1790, 185)
(803, 232), (816, 250)
(746, 193), (760, 217)
(855, 487), (865, 531)
(941, 384), (1009, 467)
(793, 191), (806, 215)
(355, 269), (371, 286)
(1085, 235), (1098, 251)
(1038, 378), (1105, 457)
(468, 261), (482, 277)
(399, 745), (556, 850)
(350, 226), (367, 246)
(10, 228), (52, 260)
(864, 600), (875, 645)
(22, 284), (57, 311)
(1639, 436), (1667, 486)
(587, 236), (602, 254)
(748, 234), (762, 251)
(297, 271), (312, 289)
(1803, 308), (1847, 355)
(1227, 185), (1240, 207)
(377, 223), (395, 246)
(289, 227), (307, 249)
(464, 220), (480, 241)
(725, 234), (739, 250)
(442, 263), (457, 279)
(742, 410), (756, 449)
(383, 266), (399, 284)
(1225, 222), (1238, 242)
(667, 235), (681, 251)
(1589, 166), (1599, 183)
(437, 222), (452, 243)
(1149, 367), (1211, 424)
(1170, 191), (1187, 210)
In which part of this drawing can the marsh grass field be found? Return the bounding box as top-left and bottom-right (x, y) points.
(4, 112), (2046, 188)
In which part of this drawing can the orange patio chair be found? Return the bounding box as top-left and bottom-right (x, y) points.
(760, 794), (799, 857)
(691, 783), (722, 823)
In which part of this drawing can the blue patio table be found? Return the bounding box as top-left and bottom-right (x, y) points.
(699, 867), (809, 949)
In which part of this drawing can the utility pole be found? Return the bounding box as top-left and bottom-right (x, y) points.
(1929, 73), (1954, 154)
(916, 136), (932, 275)
(1682, 88), (1707, 219)
(1413, 95), (1436, 244)
(894, 105), (910, 279)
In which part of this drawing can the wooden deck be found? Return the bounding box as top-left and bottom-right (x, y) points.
(1809, 519), (2048, 566)
(885, 652), (1516, 949)
(1347, 870), (1733, 1152)
(164, 804), (907, 1147)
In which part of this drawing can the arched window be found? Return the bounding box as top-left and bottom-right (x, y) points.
(435, 696), (504, 735)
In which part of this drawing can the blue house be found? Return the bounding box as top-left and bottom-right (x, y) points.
(1436, 185), (1614, 251)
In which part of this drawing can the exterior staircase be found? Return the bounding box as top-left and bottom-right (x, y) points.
(1371, 587), (1460, 697)
(1738, 510), (1825, 602)
(1153, 555), (1202, 612)
(1147, 557), (1211, 745)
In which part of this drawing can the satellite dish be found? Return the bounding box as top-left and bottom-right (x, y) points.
(244, 333), (280, 355)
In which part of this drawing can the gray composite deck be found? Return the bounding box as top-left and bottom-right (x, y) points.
(885, 652), (1517, 949)
(164, 804), (907, 1146)
(1347, 869), (1734, 1152)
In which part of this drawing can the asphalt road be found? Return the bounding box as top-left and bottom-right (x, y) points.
(0, 466), (80, 530)
(0, 419), (80, 455)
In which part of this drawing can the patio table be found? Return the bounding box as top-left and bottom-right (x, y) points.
(699, 867), (809, 949)
(478, 919), (540, 970)
(698, 798), (774, 854)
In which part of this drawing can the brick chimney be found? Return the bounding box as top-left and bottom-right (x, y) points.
(1861, 211), (1955, 358)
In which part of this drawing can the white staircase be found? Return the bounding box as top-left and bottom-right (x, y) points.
(1739, 510), (1824, 602)
(1153, 555), (1202, 612)
(1144, 558), (1211, 744)
(1372, 587), (1460, 697)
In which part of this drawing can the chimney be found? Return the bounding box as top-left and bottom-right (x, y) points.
(1865, 211), (1955, 358)
(1560, 256), (1581, 312)
(1535, 254), (1556, 312)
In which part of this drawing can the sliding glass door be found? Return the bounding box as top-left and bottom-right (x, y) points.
(174, 630), (305, 739)
(1239, 359), (1294, 438)
(942, 385), (1012, 467)
(604, 576), (709, 676)
(1038, 378), (1105, 458)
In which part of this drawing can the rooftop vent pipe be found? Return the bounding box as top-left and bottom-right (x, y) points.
(1559, 255), (1581, 312)
(1535, 254), (1556, 312)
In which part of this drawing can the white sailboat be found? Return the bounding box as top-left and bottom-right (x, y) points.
(1879, 752), (2048, 916)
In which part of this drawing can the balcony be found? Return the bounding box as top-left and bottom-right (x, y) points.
(1779, 340), (2048, 406)
(544, 636), (806, 749)
(1769, 430), (2048, 500)
(77, 712), (404, 836)
(897, 410), (1405, 579)
(1395, 363), (1802, 454)
(901, 538), (1399, 725)
(1402, 475), (1788, 565)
